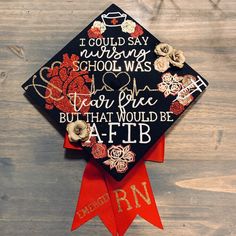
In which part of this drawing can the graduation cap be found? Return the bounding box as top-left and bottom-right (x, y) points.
(22, 4), (208, 181)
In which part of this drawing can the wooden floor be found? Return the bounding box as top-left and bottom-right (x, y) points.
(0, 0), (235, 235)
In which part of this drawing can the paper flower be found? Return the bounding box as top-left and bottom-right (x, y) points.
(91, 143), (107, 159)
(66, 120), (90, 142)
(168, 49), (185, 68)
(87, 21), (106, 38)
(154, 57), (170, 73)
(92, 21), (106, 33)
(154, 43), (185, 72)
(103, 145), (135, 173)
(88, 27), (103, 38)
(130, 24), (144, 38)
(154, 43), (173, 57)
(121, 20), (136, 34)
(169, 101), (185, 115)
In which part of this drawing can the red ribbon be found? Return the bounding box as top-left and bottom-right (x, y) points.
(64, 135), (165, 235)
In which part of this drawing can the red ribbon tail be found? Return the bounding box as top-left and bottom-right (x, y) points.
(71, 160), (117, 235)
(68, 135), (165, 235)
(104, 161), (163, 235)
(99, 214), (118, 236)
(138, 166), (164, 229)
(145, 135), (165, 162)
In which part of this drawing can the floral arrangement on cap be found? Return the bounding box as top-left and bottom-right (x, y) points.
(66, 120), (135, 173)
(66, 120), (107, 159)
(154, 43), (186, 73)
(88, 21), (106, 38)
(87, 19), (143, 38)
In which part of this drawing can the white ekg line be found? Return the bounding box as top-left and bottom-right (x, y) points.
(66, 75), (207, 102)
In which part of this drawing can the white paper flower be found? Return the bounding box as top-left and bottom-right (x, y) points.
(92, 21), (106, 33)
(121, 20), (136, 34)
(66, 120), (90, 142)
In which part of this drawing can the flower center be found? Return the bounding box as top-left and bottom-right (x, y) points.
(74, 126), (82, 135)
(163, 47), (168, 53)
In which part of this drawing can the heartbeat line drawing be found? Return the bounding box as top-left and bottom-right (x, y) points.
(90, 73), (159, 98)
(73, 73), (207, 101)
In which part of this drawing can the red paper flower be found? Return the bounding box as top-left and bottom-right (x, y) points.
(91, 143), (107, 159)
(130, 24), (144, 38)
(45, 53), (92, 115)
(170, 101), (185, 115)
(88, 27), (103, 38)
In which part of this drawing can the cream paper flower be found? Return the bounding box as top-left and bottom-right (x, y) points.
(154, 56), (170, 73)
(121, 20), (136, 34)
(92, 21), (106, 33)
(66, 120), (90, 142)
(168, 49), (186, 68)
(154, 43), (173, 57)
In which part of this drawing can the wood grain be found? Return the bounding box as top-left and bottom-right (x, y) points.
(176, 175), (236, 193)
(0, 0), (235, 235)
